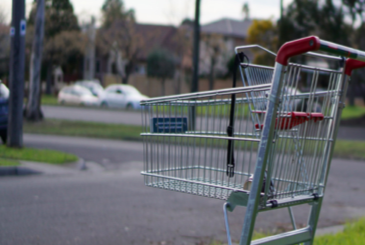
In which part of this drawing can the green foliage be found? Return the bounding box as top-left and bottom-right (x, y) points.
(277, 0), (351, 49)
(27, 0), (82, 80)
(147, 48), (176, 79)
(28, 0), (79, 38)
(101, 0), (135, 28)
(247, 19), (277, 66)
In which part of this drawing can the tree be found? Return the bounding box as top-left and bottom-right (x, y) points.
(277, 0), (319, 49)
(242, 2), (250, 20)
(25, 0), (45, 122)
(342, 0), (365, 26)
(201, 33), (227, 91)
(27, 0), (82, 94)
(147, 48), (176, 96)
(247, 19), (277, 66)
(98, 0), (139, 84)
(0, 8), (10, 81)
(101, 0), (135, 28)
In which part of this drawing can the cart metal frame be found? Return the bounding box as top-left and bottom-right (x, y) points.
(140, 36), (365, 245)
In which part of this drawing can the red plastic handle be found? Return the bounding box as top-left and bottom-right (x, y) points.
(276, 36), (321, 65)
(345, 59), (365, 76)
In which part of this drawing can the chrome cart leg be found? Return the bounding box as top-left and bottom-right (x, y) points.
(288, 207), (297, 230)
(223, 202), (233, 245)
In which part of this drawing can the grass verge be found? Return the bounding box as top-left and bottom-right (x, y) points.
(0, 158), (20, 167)
(333, 140), (365, 160)
(0, 145), (78, 164)
(24, 119), (365, 160)
(341, 105), (365, 120)
(41, 94), (59, 105)
(314, 218), (365, 244)
(209, 218), (365, 244)
(24, 119), (141, 141)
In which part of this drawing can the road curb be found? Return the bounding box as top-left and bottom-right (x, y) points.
(0, 158), (83, 176)
(0, 166), (42, 176)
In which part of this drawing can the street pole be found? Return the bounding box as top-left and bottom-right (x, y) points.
(8, 0), (26, 147)
(191, 0), (200, 94)
(26, 0), (45, 121)
(190, 0), (200, 130)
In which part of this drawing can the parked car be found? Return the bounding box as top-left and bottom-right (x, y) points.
(58, 85), (100, 106)
(75, 80), (104, 98)
(0, 81), (9, 143)
(100, 84), (148, 109)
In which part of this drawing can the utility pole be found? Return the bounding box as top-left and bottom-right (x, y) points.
(8, 0), (26, 147)
(83, 16), (96, 80)
(26, 0), (45, 121)
(191, 0), (200, 94)
(190, 0), (200, 130)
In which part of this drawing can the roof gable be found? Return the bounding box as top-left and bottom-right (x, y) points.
(201, 18), (252, 38)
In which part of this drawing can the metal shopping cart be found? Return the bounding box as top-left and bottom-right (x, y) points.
(140, 36), (365, 245)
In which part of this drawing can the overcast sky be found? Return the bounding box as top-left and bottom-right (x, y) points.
(2, 0), (292, 26)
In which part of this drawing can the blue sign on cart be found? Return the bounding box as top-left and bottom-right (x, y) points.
(151, 117), (188, 133)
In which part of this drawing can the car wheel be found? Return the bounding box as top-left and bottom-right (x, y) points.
(0, 130), (7, 144)
(126, 103), (134, 110)
(101, 101), (108, 107)
(60, 100), (65, 105)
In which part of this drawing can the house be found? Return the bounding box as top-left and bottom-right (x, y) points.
(92, 18), (253, 96)
(199, 18), (252, 76)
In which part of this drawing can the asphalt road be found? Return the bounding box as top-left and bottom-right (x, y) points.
(0, 134), (364, 245)
(42, 105), (365, 141)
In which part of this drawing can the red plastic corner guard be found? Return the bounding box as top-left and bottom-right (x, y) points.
(276, 36), (321, 66)
(345, 59), (365, 76)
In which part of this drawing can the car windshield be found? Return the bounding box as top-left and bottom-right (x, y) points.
(77, 81), (103, 91)
(122, 86), (141, 95)
(77, 87), (93, 96)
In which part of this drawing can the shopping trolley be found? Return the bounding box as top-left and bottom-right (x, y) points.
(140, 36), (365, 245)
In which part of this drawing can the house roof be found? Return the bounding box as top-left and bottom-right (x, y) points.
(201, 18), (252, 39)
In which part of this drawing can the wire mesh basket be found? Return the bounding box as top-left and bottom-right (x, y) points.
(141, 59), (342, 208)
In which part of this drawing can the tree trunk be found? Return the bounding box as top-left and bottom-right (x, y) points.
(26, 0), (45, 121)
(46, 62), (52, 95)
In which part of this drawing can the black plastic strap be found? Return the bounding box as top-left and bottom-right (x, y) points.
(226, 52), (245, 177)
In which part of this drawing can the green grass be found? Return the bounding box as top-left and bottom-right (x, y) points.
(41, 94), (59, 105)
(333, 140), (365, 160)
(341, 105), (365, 120)
(314, 218), (365, 244)
(24, 119), (142, 141)
(0, 158), (20, 166)
(23, 119), (365, 161)
(209, 218), (365, 244)
(0, 145), (78, 164)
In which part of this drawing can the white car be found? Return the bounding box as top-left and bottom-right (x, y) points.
(75, 80), (104, 98)
(58, 85), (100, 106)
(100, 84), (148, 109)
